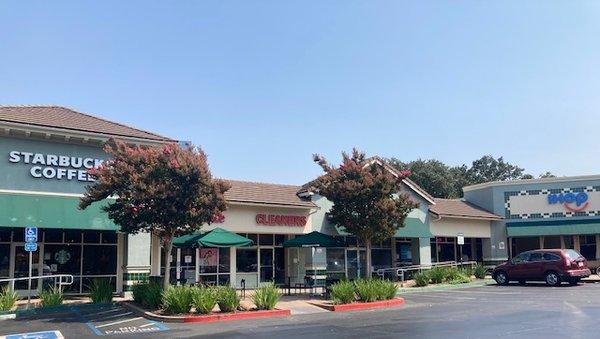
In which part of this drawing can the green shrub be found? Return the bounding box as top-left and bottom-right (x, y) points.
(414, 272), (430, 287)
(216, 286), (240, 313)
(162, 285), (193, 314)
(330, 280), (355, 304)
(443, 268), (462, 282)
(192, 286), (217, 314)
(354, 279), (378, 303)
(376, 279), (398, 300)
(132, 282), (163, 309)
(448, 273), (471, 285)
(459, 265), (474, 278)
(89, 278), (113, 304)
(428, 267), (446, 284)
(252, 283), (280, 310)
(0, 286), (18, 312)
(40, 286), (63, 307)
(474, 265), (487, 279)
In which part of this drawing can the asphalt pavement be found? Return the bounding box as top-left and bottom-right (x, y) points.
(2, 281), (600, 338)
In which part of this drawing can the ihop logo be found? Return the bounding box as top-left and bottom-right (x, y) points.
(547, 192), (589, 212)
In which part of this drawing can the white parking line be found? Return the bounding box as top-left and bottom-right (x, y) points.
(82, 307), (122, 317)
(139, 322), (157, 328)
(96, 316), (144, 328)
(94, 311), (133, 321)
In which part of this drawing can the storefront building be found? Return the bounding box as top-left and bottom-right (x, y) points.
(0, 105), (173, 295)
(463, 175), (600, 268)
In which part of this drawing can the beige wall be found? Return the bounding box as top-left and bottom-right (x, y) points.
(203, 203), (313, 235)
(430, 217), (492, 238)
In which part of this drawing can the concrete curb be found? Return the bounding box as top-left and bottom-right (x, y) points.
(121, 302), (291, 323)
(310, 298), (405, 312)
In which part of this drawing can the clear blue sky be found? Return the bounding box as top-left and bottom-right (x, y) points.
(1, 2), (599, 185)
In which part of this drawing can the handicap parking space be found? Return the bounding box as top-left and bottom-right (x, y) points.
(71, 304), (169, 336)
(0, 330), (64, 339)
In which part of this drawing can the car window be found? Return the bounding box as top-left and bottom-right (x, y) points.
(528, 253), (543, 262)
(565, 250), (582, 260)
(512, 253), (529, 264)
(543, 253), (561, 261)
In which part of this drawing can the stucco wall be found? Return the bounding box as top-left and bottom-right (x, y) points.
(430, 217), (491, 238)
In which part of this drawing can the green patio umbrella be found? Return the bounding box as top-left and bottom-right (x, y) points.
(282, 231), (345, 248)
(173, 227), (253, 248)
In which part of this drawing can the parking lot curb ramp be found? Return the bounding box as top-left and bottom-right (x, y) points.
(121, 302), (291, 323)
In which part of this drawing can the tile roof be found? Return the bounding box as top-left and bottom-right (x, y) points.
(0, 105), (174, 142)
(225, 180), (316, 208)
(430, 198), (502, 220)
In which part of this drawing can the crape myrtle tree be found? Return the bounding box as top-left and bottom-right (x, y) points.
(79, 140), (230, 290)
(311, 149), (419, 277)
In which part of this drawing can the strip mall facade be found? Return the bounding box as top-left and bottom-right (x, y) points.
(1, 106), (597, 295)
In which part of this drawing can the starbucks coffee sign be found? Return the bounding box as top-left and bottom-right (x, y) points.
(8, 150), (104, 182)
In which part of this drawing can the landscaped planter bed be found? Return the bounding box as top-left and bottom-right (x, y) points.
(312, 297), (405, 312)
(122, 302), (290, 323)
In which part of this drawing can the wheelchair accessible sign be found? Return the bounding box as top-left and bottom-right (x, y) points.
(25, 226), (38, 251)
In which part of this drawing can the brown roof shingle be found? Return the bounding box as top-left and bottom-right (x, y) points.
(430, 198), (502, 220)
(225, 180), (316, 208)
(0, 105), (174, 142)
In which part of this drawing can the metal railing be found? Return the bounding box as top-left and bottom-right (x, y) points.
(0, 274), (74, 293)
(376, 261), (478, 283)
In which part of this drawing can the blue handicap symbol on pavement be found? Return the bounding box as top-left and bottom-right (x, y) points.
(3, 330), (63, 339)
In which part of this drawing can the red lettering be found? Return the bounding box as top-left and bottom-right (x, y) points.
(255, 214), (308, 227)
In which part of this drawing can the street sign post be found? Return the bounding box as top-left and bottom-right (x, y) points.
(457, 233), (464, 264)
(24, 226), (38, 309)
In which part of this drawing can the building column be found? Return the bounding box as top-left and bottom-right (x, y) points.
(574, 236), (581, 252)
(150, 233), (161, 276)
(195, 248), (200, 284)
(230, 247), (237, 288)
(116, 233), (124, 294)
(411, 237), (431, 266)
(175, 248), (181, 284)
(539, 237), (544, 249)
(560, 236), (566, 249)
(596, 234), (600, 260)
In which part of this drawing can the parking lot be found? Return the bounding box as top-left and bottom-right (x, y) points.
(1, 282), (600, 338)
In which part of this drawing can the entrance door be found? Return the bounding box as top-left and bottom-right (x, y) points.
(346, 249), (367, 279)
(274, 248), (285, 284)
(12, 244), (40, 295)
(259, 248), (274, 282)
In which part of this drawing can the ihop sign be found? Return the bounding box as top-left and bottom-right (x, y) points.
(547, 192), (589, 212)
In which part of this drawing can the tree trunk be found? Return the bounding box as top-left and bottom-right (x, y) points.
(365, 238), (372, 278)
(162, 235), (174, 290)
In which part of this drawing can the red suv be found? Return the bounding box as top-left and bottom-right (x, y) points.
(493, 249), (591, 286)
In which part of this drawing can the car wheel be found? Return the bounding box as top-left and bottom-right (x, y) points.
(494, 271), (509, 285)
(545, 271), (560, 287)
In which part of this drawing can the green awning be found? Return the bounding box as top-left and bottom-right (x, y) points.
(333, 209), (432, 238)
(283, 231), (345, 248)
(174, 227), (253, 248)
(0, 192), (118, 231)
(507, 219), (600, 237)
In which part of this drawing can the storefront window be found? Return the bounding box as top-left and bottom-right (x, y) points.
(83, 231), (100, 243)
(563, 236), (574, 249)
(246, 233), (258, 245)
(219, 248), (230, 273)
(44, 244), (81, 275)
(0, 228), (11, 242)
(326, 248), (345, 273)
(274, 235), (286, 246)
(65, 231), (82, 244)
(101, 232), (118, 244)
(371, 249), (392, 270)
(544, 236), (561, 249)
(83, 245), (117, 275)
(0, 244), (9, 278)
(236, 248), (257, 272)
(259, 234), (274, 246)
(43, 230), (61, 243)
(579, 235), (597, 260)
(199, 248), (218, 274)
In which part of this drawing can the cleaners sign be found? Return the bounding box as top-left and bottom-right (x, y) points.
(548, 192), (589, 212)
(8, 150), (104, 182)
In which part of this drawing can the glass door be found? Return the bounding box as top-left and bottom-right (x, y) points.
(12, 244), (40, 294)
(259, 248), (274, 282)
(274, 248), (285, 284)
(346, 249), (367, 279)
